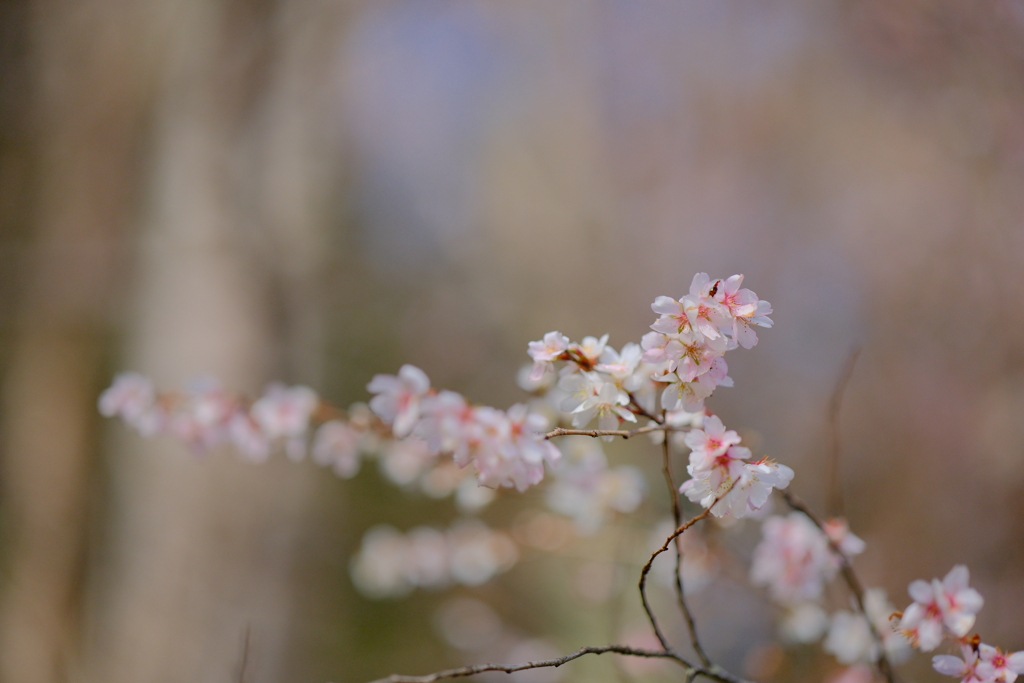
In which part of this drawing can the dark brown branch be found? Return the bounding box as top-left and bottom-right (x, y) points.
(639, 506), (715, 654)
(781, 490), (897, 683)
(628, 392), (663, 422)
(635, 486), (753, 683)
(364, 644), (686, 683)
(826, 348), (860, 517)
(661, 435), (711, 666)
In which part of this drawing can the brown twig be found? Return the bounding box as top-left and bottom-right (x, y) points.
(235, 625), (251, 683)
(827, 348), (860, 517)
(635, 486), (753, 683)
(363, 644), (687, 683)
(628, 392), (663, 422)
(662, 434), (711, 666)
(781, 490), (897, 683)
(544, 425), (685, 440)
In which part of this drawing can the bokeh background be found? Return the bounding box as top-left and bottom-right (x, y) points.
(1, 1), (1023, 682)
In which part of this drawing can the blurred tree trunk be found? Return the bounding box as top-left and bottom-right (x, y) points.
(81, 2), (324, 682)
(0, 1), (153, 680)
(0, 0), (343, 681)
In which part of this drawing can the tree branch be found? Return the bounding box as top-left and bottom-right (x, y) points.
(781, 490), (897, 683)
(544, 424), (687, 441)
(661, 435), (711, 666)
(363, 644), (687, 683)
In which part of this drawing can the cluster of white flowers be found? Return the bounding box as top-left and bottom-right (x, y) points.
(679, 415), (794, 519)
(543, 437), (646, 534)
(888, 565), (1024, 683)
(525, 273), (773, 429)
(366, 365), (561, 491)
(349, 520), (518, 598)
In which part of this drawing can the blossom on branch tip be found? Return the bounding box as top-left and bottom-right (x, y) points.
(899, 565), (984, 651)
(751, 512), (836, 603)
(367, 364), (431, 437)
(977, 644), (1024, 683)
(98, 372), (160, 435)
(527, 332), (570, 381)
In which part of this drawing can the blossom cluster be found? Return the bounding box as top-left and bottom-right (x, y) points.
(98, 372), (326, 462)
(349, 520), (518, 599)
(894, 565), (1024, 683)
(750, 511), (909, 668)
(525, 273), (773, 430)
(367, 364), (561, 491)
(679, 415), (794, 519)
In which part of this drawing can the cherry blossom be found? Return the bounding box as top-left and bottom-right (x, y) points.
(825, 589), (909, 665)
(712, 274), (759, 320)
(312, 420), (361, 478)
(349, 520), (518, 599)
(367, 364), (431, 437)
(594, 342), (643, 389)
(684, 414), (742, 471)
(823, 517), (867, 558)
(251, 383), (319, 459)
(933, 645), (986, 683)
(98, 372), (161, 435)
(682, 272), (730, 342)
(679, 416), (793, 519)
(527, 331), (570, 380)
(899, 565), (984, 651)
(750, 512), (835, 603)
(571, 381), (636, 434)
(977, 644), (1024, 683)
(571, 334), (609, 367)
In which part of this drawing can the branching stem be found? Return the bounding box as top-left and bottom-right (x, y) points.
(781, 490), (897, 683)
(662, 434), (711, 666)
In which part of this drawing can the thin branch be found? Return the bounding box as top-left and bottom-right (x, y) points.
(662, 435), (711, 666)
(827, 348), (860, 517)
(635, 487), (753, 683)
(628, 393), (663, 423)
(781, 490), (897, 683)
(364, 644), (687, 683)
(639, 506), (716, 654)
(544, 424), (686, 440)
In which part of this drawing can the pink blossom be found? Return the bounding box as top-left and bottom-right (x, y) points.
(750, 512), (835, 603)
(682, 273), (729, 341)
(713, 274), (759, 320)
(571, 334), (609, 367)
(933, 645), (986, 683)
(312, 420), (361, 478)
(98, 373), (162, 435)
(899, 565), (984, 651)
(571, 382), (636, 434)
(977, 644), (1024, 683)
(367, 364), (431, 437)
(823, 517), (867, 558)
(251, 384), (319, 439)
(595, 342), (643, 389)
(732, 299), (774, 349)
(527, 332), (570, 380)
(650, 296), (692, 336)
(228, 412), (271, 462)
(656, 372), (715, 413)
(684, 414), (742, 471)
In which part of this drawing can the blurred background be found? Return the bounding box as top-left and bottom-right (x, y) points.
(1, 0), (1023, 682)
